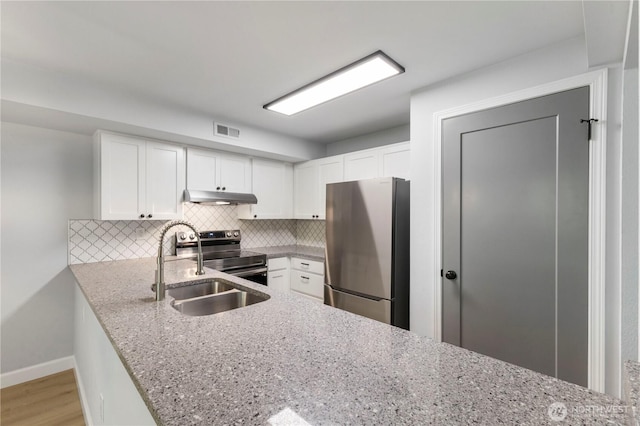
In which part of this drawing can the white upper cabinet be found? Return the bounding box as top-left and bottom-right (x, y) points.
(187, 148), (251, 193)
(344, 142), (410, 182)
(379, 143), (411, 180)
(294, 162), (319, 219)
(238, 158), (293, 219)
(293, 156), (343, 220)
(94, 131), (185, 220)
(343, 150), (379, 181)
(316, 157), (344, 220)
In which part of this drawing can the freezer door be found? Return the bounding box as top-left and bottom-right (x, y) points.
(325, 178), (393, 299)
(324, 285), (391, 324)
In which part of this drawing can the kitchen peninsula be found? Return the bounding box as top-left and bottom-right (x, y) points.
(70, 258), (627, 425)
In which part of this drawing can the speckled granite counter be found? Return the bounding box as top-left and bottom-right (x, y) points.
(625, 361), (640, 425)
(250, 245), (325, 262)
(70, 258), (628, 425)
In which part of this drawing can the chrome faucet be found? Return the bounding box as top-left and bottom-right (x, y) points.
(153, 220), (204, 301)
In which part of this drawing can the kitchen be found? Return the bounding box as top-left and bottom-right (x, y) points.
(1, 1), (638, 425)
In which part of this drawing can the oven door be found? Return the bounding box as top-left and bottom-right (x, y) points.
(226, 266), (268, 285)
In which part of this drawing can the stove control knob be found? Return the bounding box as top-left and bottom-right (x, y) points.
(178, 233), (187, 240)
(233, 231), (239, 237)
(189, 233), (196, 240)
(226, 231), (232, 237)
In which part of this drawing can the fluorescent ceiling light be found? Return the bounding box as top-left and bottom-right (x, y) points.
(264, 50), (404, 116)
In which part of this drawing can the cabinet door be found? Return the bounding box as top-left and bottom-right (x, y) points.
(146, 142), (185, 220)
(344, 150), (379, 181)
(293, 162), (319, 219)
(379, 143), (410, 180)
(99, 134), (146, 220)
(218, 154), (251, 193)
(268, 270), (290, 292)
(317, 157), (344, 220)
(187, 148), (218, 191)
(250, 159), (293, 219)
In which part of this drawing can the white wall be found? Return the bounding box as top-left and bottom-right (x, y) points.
(409, 35), (625, 396)
(1, 123), (93, 373)
(325, 124), (410, 156)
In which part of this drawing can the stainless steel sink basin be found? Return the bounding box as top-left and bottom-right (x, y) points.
(168, 279), (237, 300)
(168, 279), (269, 316)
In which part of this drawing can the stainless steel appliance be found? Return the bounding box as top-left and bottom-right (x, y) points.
(324, 177), (410, 329)
(175, 229), (267, 285)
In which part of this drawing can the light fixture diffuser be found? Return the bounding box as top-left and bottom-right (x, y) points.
(264, 50), (404, 116)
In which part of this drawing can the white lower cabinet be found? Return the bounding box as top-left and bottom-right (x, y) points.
(290, 257), (324, 302)
(74, 285), (155, 425)
(267, 256), (324, 302)
(267, 257), (290, 292)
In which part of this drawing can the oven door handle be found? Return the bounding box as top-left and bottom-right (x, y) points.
(228, 267), (268, 278)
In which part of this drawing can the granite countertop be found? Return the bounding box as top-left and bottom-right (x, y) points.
(249, 245), (325, 262)
(624, 360), (640, 425)
(70, 258), (628, 425)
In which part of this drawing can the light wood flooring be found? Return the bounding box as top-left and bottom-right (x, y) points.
(1, 369), (85, 426)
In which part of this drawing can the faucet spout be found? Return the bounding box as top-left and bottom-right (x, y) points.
(154, 220), (204, 301)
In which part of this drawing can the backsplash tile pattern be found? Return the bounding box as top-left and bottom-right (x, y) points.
(296, 220), (325, 248)
(69, 205), (320, 264)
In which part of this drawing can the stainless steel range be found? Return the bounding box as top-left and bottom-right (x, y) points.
(175, 230), (267, 285)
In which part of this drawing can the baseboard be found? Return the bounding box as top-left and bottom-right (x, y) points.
(0, 356), (75, 388)
(72, 357), (94, 426)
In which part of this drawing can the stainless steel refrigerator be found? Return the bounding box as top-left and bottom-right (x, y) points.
(324, 177), (410, 329)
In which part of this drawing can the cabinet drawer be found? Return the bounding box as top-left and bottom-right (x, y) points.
(290, 270), (324, 299)
(267, 271), (289, 292)
(268, 257), (289, 271)
(291, 257), (324, 275)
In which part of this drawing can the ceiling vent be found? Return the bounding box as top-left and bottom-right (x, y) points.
(214, 122), (240, 139)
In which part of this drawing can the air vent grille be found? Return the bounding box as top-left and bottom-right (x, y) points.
(214, 123), (240, 139)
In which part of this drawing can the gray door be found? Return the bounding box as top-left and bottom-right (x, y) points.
(442, 87), (589, 386)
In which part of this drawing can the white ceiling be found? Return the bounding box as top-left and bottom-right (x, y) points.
(1, 1), (587, 144)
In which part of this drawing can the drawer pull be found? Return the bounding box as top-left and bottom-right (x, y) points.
(300, 276), (310, 281)
(301, 263), (309, 268)
(272, 275), (283, 279)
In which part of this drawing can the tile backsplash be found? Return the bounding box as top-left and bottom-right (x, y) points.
(68, 204), (325, 264)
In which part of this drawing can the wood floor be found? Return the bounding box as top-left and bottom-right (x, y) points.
(1, 369), (85, 426)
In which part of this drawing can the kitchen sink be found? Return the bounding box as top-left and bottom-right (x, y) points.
(168, 279), (269, 316)
(168, 279), (237, 300)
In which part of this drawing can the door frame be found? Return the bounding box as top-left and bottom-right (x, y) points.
(431, 69), (608, 392)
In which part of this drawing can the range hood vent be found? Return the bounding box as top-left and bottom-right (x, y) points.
(184, 189), (257, 205)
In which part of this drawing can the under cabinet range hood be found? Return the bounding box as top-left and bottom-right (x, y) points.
(183, 189), (257, 205)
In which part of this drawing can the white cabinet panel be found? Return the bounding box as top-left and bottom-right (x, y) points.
(100, 134), (145, 220)
(380, 144), (410, 180)
(290, 258), (324, 275)
(317, 157), (344, 220)
(238, 158), (292, 219)
(290, 269), (324, 299)
(146, 142), (184, 219)
(344, 151), (378, 181)
(293, 162), (319, 219)
(218, 154), (251, 193)
(187, 148), (218, 191)
(268, 271), (290, 292)
(95, 131), (184, 220)
(187, 148), (250, 193)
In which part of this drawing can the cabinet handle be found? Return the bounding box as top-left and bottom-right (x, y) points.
(254, 215), (257, 218)
(222, 187), (226, 191)
(301, 276), (310, 281)
(139, 214), (145, 219)
(147, 214), (153, 219)
(301, 263), (309, 268)
(216, 186), (221, 190)
(272, 275), (284, 279)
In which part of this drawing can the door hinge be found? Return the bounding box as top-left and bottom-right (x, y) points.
(580, 118), (599, 141)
